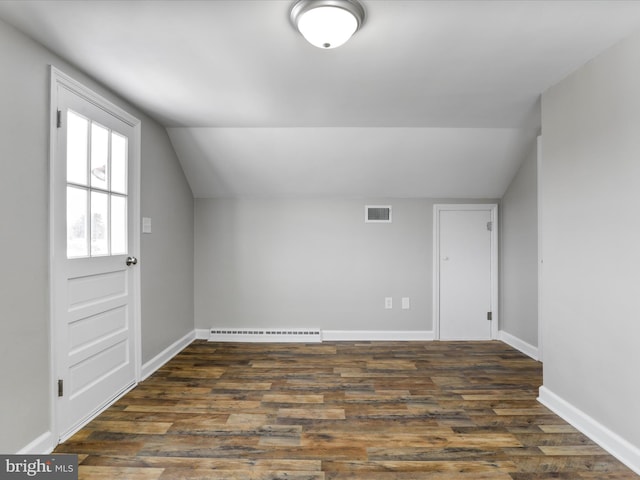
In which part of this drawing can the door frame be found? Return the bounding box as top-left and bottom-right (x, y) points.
(433, 203), (499, 340)
(48, 66), (142, 443)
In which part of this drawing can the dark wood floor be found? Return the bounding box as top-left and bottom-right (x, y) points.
(55, 340), (638, 479)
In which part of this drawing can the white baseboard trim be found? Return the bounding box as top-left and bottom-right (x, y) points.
(195, 328), (210, 340)
(322, 330), (435, 341)
(17, 430), (55, 454)
(538, 386), (640, 475)
(140, 330), (195, 381)
(498, 330), (539, 360)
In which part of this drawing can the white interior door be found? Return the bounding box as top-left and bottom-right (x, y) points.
(51, 68), (141, 441)
(435, 205), (497, 340)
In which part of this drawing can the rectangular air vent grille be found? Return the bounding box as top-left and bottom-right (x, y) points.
(209, 328), (322, 343)
(365, 205), (392, 223)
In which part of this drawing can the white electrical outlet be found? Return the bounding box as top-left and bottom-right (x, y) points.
(385, 297), (393, 309)
(402, 297), (410, 309)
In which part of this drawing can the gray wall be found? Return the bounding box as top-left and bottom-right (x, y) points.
(0, 19), (194, 453)
(500, 142), (538, 347)
(140, 122), (194, 362)
(541, 30), (640, 449)
(195, 197), (496, 333)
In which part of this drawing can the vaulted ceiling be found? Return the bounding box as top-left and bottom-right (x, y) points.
(2, 1), (640, 198)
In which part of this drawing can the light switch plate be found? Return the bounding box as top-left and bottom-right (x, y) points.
(142, 217), (152, 234)
(402, 297), (410, 309)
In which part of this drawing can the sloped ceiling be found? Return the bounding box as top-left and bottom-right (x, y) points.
(167, 127), (532, 198)
(2, 1), (640, 198)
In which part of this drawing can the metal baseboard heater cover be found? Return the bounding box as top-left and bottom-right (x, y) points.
(209, 328), (322, 343)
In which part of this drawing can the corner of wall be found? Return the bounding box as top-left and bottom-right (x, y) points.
(538, 387), (640, 475)
(498, 330), (539, 361)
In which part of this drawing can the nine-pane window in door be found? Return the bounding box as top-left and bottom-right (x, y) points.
(66, 109), (128, 258)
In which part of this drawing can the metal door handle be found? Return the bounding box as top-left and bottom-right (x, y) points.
(126, 256), (138, 266)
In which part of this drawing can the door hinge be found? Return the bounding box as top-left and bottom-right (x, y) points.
(486, 221), (493, 232)
(58, 379), (64, 397)
(56, 109), (62, 128)
(487, 311), (492, 321)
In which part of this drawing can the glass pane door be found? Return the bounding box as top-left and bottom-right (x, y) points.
(66, 109), (128, 258)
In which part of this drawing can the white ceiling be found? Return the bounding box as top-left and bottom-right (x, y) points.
(2, 1), (640, 198)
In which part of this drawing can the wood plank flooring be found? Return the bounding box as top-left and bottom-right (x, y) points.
(55, 340), (638, 479)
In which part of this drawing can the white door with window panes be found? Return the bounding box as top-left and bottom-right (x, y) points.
(51, 68), (141, 441)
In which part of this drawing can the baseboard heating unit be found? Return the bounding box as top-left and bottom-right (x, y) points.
(209, 328), (322, 343)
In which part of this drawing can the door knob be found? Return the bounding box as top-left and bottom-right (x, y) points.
(126, 256), (138, 266)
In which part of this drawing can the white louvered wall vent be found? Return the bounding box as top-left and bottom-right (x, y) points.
(365, 205), (392, 223)
(209, 328), (322, 343)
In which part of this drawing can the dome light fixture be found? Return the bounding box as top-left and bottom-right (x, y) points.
(290, 0), (366, 49)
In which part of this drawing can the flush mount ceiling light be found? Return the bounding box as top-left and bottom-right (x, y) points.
(290, 0), (366, 49)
